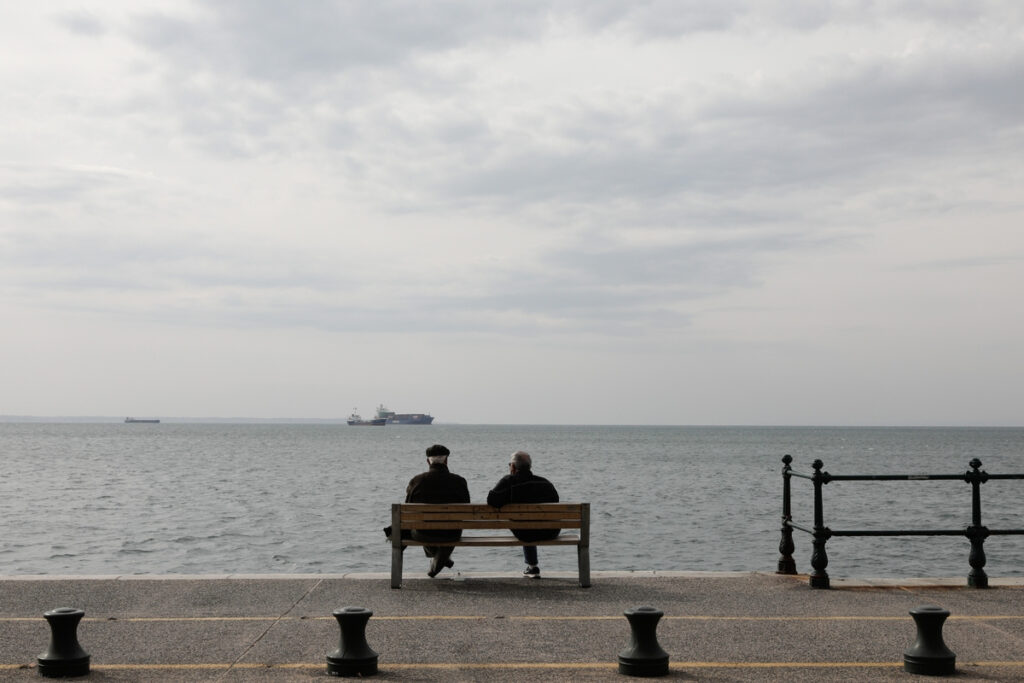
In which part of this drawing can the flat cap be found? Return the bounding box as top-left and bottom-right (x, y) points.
(425, 444), (450, 458)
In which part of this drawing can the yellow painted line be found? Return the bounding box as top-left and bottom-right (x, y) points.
(509, 615), (1024, 622)
(680, 662), (1024, 669)
(5, 613), (1024, 624)
(4, 661), (1024, 672)
(364, 615), (488, 621)
(91, 663), (617, 671)
(0, 614), (487, 626)
(382, 663), (882, 670)
(0, 616), (278, 623)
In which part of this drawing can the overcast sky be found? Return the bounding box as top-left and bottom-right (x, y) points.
(2, 2), (1022, 425)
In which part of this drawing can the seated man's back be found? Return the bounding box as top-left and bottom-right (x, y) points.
(406, 455), (470, 541)
(487, 454), (560, 543)
(404, 444), (469, 578)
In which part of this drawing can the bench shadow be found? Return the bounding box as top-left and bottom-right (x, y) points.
(396, 575), (695, 606)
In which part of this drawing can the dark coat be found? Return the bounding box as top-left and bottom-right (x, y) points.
(486, 470), (560, 542)
(406, 463), (470, 542)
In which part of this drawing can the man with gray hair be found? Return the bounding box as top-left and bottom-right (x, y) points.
(487, 450), (560, 578)
(405, 444), (470, 577)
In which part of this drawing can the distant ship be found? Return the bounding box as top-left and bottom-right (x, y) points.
(376, 404), (434, 425)
(347, 410), (386, 426)
(125, 417), (160, 424)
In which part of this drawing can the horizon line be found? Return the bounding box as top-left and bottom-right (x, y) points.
(1, 415), (1022, 428)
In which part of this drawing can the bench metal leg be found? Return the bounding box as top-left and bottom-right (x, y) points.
(391, 546), (404, 589)
(390, 504), (404, 589)
(578, 544), (591, 588)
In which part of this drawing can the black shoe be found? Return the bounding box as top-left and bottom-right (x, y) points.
(523, 565), (540, 579)
(428, 558), (455, 578)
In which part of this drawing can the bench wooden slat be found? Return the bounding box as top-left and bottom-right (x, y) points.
(403, 519), (575, 524)
(402, 515), (581, 524)
(401, 511), (579, 523)
(403, 533), (581, 547)
(406, 520), (581, 530)
(401, 503), (582, 513)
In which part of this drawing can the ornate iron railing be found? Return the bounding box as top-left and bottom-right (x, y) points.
(777, 455), (1024, 588)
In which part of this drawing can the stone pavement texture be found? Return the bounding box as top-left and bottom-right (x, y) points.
(1, 571), (1023, 681)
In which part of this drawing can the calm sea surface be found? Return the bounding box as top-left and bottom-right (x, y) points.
(1, 423), (1022, 578)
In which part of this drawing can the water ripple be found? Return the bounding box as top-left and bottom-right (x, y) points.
(1, 423), (1022, 577)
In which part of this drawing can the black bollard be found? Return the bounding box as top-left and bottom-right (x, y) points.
(903, 605), (956, 676)
(326, 606), (378, 677)
(37, 607), (90, 678)
(618, 606), (669, 677)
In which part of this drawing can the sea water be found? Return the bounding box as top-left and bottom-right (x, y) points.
(1, 423), (1022, 578)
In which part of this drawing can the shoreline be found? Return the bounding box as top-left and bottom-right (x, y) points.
(4, 570), (1024, 586)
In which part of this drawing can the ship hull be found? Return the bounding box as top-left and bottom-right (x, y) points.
(386, 414), (434, 425)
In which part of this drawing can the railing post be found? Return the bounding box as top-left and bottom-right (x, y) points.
(964, 458), (990, 589)
(809, 459), (831, 589)
(777, 455), (797, 574)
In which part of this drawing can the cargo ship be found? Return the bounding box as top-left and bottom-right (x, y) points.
(347, 410), (386, 426)
(125, 417), (160, 424)
(376, 404), (434, 425)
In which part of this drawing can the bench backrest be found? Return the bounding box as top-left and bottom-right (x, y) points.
(394, 503), (588, 531)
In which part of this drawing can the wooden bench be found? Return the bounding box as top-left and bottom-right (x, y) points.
(390, 503), (591, 588)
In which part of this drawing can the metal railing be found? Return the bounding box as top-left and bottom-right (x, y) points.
(777, 455), (1024, 589)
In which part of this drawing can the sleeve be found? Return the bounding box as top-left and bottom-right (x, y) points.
(458, 476), (471, 503)
(487, 475), (512, 507)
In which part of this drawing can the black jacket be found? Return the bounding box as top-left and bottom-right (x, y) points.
(487, 470), (560, 542)
(406, 463), (470, 541)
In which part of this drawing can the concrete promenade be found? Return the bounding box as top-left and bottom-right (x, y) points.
(2, 571), (1023, 681)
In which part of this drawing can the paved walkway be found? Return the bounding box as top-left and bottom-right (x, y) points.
(2, 571), (1024, 681)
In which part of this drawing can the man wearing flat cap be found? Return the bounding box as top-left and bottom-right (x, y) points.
(405, 444), (471, 577)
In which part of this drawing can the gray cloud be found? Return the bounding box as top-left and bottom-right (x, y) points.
(9, 3), (1023, 343)
(113, 1), (1024, 229)
(54, 10), (107, 37)
(1, 216), (799, 337)
(130, 1), (550, 81)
